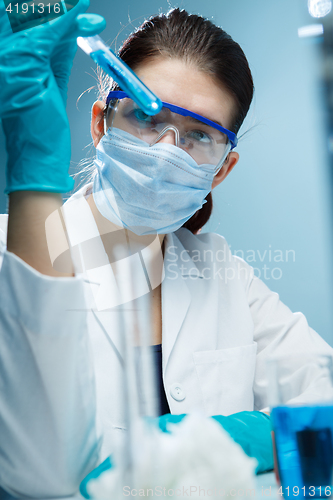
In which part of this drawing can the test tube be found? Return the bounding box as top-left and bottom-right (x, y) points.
(77, 35), (162, 116)
(113, 245), (159, 490)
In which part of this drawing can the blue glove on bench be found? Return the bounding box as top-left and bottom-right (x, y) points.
(158, 411), (274, 474)
(79, 411), (274, 498)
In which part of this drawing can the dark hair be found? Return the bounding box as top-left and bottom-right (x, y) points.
(108, 8), (254, 233)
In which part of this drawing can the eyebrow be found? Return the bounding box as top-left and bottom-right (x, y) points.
(186, 115), (225, 129)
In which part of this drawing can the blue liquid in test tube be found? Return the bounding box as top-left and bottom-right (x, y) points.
(77, 35), (162, 116)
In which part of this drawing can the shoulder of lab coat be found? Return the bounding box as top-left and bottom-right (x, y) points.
(173, 228), (333, 411)
(0, 212), (100, 497)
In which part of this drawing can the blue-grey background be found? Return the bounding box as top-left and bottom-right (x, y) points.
(1, 0), (333, 345)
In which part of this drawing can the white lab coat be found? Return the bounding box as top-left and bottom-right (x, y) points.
(0, 184), (332, 498)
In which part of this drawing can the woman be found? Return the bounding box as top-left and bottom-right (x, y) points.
(0, 1), (332, 498)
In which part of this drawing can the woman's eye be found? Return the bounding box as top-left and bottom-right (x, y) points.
(133, 109), (152, 124)
(187, 129), (212, 144)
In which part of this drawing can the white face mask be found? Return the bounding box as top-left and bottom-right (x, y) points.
(92, 128), (215, 236)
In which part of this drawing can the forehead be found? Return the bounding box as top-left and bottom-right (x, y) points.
(133, 58), (235, 129)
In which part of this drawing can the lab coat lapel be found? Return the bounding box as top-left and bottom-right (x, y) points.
(162, 231), (202, 371)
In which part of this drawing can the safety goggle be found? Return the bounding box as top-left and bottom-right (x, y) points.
(105, 91), (238, 174)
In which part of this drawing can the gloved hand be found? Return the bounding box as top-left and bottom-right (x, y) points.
(158, 411), (274, 474)
(0, 1), (106, 194)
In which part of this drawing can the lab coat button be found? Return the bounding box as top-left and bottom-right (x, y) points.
(170, 383), (185, 402)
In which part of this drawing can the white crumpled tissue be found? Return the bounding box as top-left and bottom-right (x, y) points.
(87, 414), (257, 499)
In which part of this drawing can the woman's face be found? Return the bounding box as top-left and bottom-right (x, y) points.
(91, 57), (239, 189)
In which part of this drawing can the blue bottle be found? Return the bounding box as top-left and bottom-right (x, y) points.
(272, 405), (333, 498)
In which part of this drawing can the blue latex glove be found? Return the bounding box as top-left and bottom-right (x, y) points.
(158, 411), (274, 474)
(0, 1), (106, 193)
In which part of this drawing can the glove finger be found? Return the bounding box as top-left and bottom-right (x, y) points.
(75, 13), (106, 37)
(43, 0), (90, 38)
(49, 4), (106, 38)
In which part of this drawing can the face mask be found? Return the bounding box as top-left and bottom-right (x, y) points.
(92, 128), (215, 236)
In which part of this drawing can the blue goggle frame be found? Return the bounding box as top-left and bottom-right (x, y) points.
(106, 90), (238, 150)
